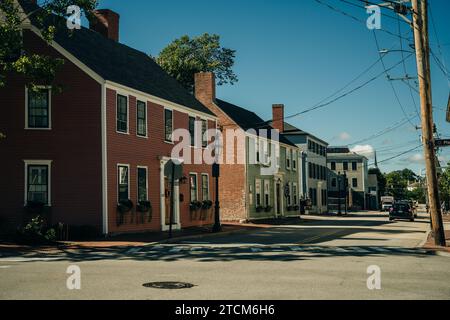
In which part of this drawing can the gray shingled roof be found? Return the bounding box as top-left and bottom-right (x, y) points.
(19, 0), (215, 117)
(216, 99), (297, 147)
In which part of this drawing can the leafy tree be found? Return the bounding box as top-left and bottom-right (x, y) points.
(156, 33), (238, 92)
(0, 0), (97, 89)
(439, 162), (450, 210)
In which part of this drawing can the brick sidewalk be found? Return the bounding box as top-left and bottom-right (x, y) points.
(0, 223), (263, 253)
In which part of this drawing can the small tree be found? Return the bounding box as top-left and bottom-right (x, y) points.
(156, 33), (238, 92)
(0, 0), (97, 89)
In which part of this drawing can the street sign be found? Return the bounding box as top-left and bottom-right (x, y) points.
(435, 139), (450, 147)
(164, 160), (183, 180)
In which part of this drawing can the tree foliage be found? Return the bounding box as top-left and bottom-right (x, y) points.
(0, 0), (97, 89)
(384, 168), (423, 201)
(438, 162), (450, 209)
(156, 33), (238, 92)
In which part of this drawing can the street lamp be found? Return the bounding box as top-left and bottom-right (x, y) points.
(337, 172), (342, 216)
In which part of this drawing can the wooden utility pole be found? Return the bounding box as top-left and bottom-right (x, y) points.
(411, 0), (446, 246)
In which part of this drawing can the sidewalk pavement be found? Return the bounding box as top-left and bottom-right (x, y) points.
(0, 222), (272, 254)
(422, 215), (450, 253)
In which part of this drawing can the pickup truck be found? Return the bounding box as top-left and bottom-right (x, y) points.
(381, 196), (395, 212)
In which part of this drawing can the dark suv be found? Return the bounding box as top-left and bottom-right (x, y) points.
(389, 202), (415, 222)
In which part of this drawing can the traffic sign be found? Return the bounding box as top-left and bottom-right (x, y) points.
(164, 160), (183, 180)
(435, 139), (450, 147)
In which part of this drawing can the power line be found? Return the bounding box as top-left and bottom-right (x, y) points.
(314, 0), (413, 42)
(348, 113), (418, 145)
(369, 144), (422, 166)
(373, 30), (419, 129)
(429, 2), (450, 88)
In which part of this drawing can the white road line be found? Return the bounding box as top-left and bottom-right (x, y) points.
(0, 265), (11, 269)
(289, 246), (302, 251)
(250, 247), (263, 252)
(126, 248), (141, 254)
(348, 247), (371, 253)
(0, 257), (62, 262)
(169, 247), (183, 253)
(334, 247), (351, 253)
(369, 247), (391, 253)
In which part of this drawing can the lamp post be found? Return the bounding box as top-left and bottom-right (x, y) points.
(337, 172), (342, 216)
(343, 171), (348, 215)
(212, 162), (221, 233)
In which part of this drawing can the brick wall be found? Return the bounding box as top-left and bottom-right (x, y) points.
(0, 30), (102, 233)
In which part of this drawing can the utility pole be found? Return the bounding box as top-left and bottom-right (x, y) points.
(411, 0), (446, 246)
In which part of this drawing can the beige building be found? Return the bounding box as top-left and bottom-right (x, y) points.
(327, 147), (369, 211)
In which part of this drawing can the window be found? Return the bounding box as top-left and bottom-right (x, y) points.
(343, 161), (349, 171)
(118, 165), (129, 201)
(286, 149), (291, 169)
(164, 109), (173, 142)
(287, 182), (292, 206)
(322, 189), (327, 206)
(136, 101), (147, 137)
(26, 162), (50, 204)
(189, 174), (198, 201)
(255, 179), (262, 207)
(293, 183), (298, 205)
(308, 162), (312, 179)
(201, 119), (208, 148)
(308, 140), (312, 151)
(201, 174), (209, 200)
(352, 178), (358, 188)
(189, 116), (196, 147)
(27, 87), (50, 129)
(331, 178), (337, 187)
(137, 167), (148, 201)
(117, 95), (128, 133)
(264, 180), (270, 206)
(331, 162), (336, 171)
(352, 161), (357, 171)
(292, 150), (297, 170)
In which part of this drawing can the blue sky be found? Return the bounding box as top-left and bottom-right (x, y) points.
(95, 0), (450, 175)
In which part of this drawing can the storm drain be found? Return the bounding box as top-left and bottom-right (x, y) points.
(142, 281), (195, 289)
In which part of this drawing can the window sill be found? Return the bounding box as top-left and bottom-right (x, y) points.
(25, 127), (52, 131)
(116, 130), (130, 135)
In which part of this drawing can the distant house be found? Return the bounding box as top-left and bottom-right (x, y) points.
(0, 1), (218, 235)
(269, 118), (329, 214)
(327, 147), (369, 211)
(195, 73), (300, 221)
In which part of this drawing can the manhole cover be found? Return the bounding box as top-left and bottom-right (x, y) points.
(142, 282), (195, 289)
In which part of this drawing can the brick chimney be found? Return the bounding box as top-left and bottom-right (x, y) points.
(89, 9), (120, 42)
(195, 72), (216, 104)
(272, 104), (285, 133)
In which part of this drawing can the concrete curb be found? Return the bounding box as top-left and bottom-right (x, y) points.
(418, 227), (432, 248)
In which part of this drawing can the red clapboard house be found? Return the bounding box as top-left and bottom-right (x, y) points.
(0, 1), (217, 236)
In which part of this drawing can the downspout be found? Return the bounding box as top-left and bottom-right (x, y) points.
(101, 82), (109, 235)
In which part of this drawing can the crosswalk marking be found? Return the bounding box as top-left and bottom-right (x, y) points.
(348, 247), (371, 253)
(250, 247), (263, 252)
(370, 247), (391, 253)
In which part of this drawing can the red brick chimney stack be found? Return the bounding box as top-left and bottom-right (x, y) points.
(194, 72), (216, 104)
(89, 9), (120, 42)
(272, 104), (285, 133)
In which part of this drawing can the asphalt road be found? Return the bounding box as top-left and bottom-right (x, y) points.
(1, 211), (449, 300)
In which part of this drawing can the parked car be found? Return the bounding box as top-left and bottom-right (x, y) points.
(389, 202), (415, 222)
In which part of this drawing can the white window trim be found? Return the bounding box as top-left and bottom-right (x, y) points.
(188, 116), (196, 148)
(201, 173), (210, 201)
(116, 94), (129, 135)
(293, 182), (298, 205)
(136, 100), (148, 138)
(292, 151), (297, 171)
(264, 179), (270, 206)
(255, 179), (262, 207)
(189, 172), (198, 202)
(23, 160), (52, 206)
(137, 166), (148, 201)
(25, 86), (52, 130)
(117, 164), (130, 202)
(201, 118), (208, 149)
(164, 107), (174, 144)
(286, 148), (291, 170)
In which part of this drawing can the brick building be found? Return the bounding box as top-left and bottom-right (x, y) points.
(0, 1), (217, 235)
